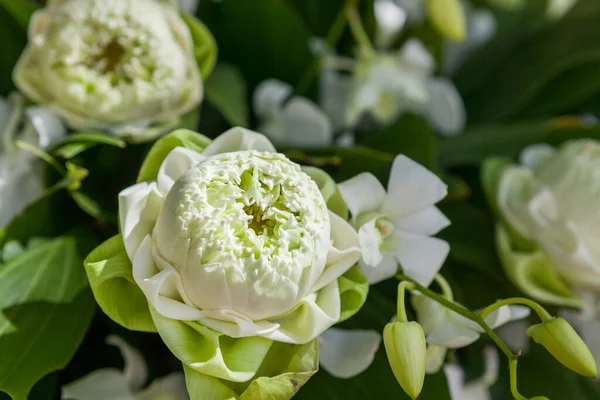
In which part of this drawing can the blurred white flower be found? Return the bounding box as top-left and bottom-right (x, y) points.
(444, 347), (499, 400)
(374, 0), (407, 49)
(489, 0), (579, 20)
(0, 93), (65, 228)
(338, 154), (450, 285)
(318, 328), (382, 378)
(62, 335), (188, 400)
(14, 0), (202, 141)
(178, 0), (200, 14)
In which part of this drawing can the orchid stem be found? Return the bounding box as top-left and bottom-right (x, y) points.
(510, 360), (527, 400)
(346, 3), (375, 57)
(396, 281), (415, 322)
(479, 297), (552, 322)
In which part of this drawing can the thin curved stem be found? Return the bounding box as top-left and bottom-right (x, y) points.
(479, 297), (552, 322)
(510, 360), (527, 400)
(346, 3), (375, 56)
(434, 274), (454, 301)
(396, 281), (415, 322)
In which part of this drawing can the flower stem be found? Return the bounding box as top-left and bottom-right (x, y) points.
(510, 359), (527, 400)
(434, 274), (454, 301)
(346, 3), (375, 57)
(395, 272), (514, 360)
(295, 0), (357, 96)
(396, 281), (415, 322)
(479, 297), (552, 322)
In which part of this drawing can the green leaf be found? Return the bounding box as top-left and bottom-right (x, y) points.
(84, 235), (156, 332)
(338, 266), (369, 323)
(180, 12), (218, 79)
(205, 63), (249, 127)
(137, 129), (211, 183)
(0, 8), (27, 96)
(52, 132), (126, 159)
(71, 191), (103, 220)
(0, 0), (37, 30)
(0, 291), (95, 400)
(302, 166), (348, 219)
(197, 0), (313, 90)
(480, 157), (513, 216)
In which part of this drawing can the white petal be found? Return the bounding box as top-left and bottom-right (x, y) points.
(399, 38), (435, 75)
(136, 372), (188, 400)
(156, 146), (205, 194)
(178, 0), (199, 14)
(382, 155), (447, 218)
(425, 78), (466, 137)
(0, 96), (12, 126)
(119, 182), (164, 260)
(338, 173), (386, 222)
(375, 0), (407, 48)
(202, 127), (276, 156)
(426, 345), (448, 374)
(386, 230), (449, 287)
(358, 218), (384, 267)
(253, 79), (292, 120)
(483, 305), (530, 330)
(359, 256), (398, 285)
(319, 328), (381, 378)
(444, 363), (465, 400)
(319, 69), (353, 131)
(61, 370), (134, 400)
(497, 166), (539, 240)
(519, 144), (556, 171)
(392, 206), (450, 236)
(105, 335), (147, 392)
(25, 106), (66, 149)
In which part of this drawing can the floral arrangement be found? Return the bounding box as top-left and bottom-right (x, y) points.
(0, 0), (599, 399)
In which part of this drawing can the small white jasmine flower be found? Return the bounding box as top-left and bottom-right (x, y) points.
(62, 335), (188, 400)
(444, 347), (499, 400)
(0, 93), (65, 228)
(318, 328), (382, 378)
(338, 154), (450, 285)
(13, 0), (202, 140)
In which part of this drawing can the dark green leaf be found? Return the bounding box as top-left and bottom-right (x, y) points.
(0, 0), (37, 30)
(205, 63), (249, 127)
(0, 8), (27, 96)
(180, 12), (218, 78)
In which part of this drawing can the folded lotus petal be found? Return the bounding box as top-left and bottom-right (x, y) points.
(338, 172), (386, 222)
(202, 126), (276, 156)
(382, 155), (448, 218)
(497, 166), (539, 240)
(319, 328), (381, 378)
(106, 335), (147, 391)
(386, 230), (449, 287)
(358, 218), (385, 267)
(119, 182), (165, 259)
(312, 211), (361, 293)
(136, 372), (188, 400)
(392, 205), (450, 236)
(156, 146), (206, 194)
(61, 369), (135, 400)
(359, 255), (398, 285)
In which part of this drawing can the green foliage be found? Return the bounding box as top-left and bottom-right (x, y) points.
(205, 63), (249, 127)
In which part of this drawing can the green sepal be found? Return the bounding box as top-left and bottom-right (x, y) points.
(338, 266), (369, 323)
(302, 166), (349, 219)
(84, 234), (156, 332)
(495, 222), (582, 308)
(137, 129), (211, 183)
(181, 12), (218, 79)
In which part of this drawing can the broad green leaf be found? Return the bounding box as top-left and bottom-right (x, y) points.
(84, 235), (156, 332)
(205, 63), (249, 127)
(197, 0), (313, 90)
(180, 12), (218, 78)
(0, 8), (27, 95)
(0, 291), (95, 400)
(137, 129), (211, 183)
(338, 266), (369, 323)
(302, 166), (348, 219)
(0, 0), (37, 30)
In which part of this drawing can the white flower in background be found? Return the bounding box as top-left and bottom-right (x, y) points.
(444, 347), (499, 400)
(412, 293), (530, 373)
(120, 127), (361, 344)
(374, 0), (407, 49)
(178, 0), (200, 14)
(489, 0), (579, 20)
(338, 154), (450, 285)
(13, 0), (202, 140)
(253, 79), (333, 148)
(318, 328), (382, 378)
(62, 335), (187, 400)
(498, 140), (600, 293)
(0, 93), (65, 228)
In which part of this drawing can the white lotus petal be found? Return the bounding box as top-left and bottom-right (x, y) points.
(382, 154), (447, 218)
(202, 127), (276, 156)
(338, 173), (386, 223)
(319, 328), (381, 378)
(156, 146), (205, 194)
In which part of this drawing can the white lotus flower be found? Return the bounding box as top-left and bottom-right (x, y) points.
(62, 335), (187, 400)
(444, 347), (499, 400)
(253, 79), (333, 148)
(0, 93), (65, 228)
(13, 0), (202, 140)
(412, 293), (530, 373)
(120, 127), (361, 344)
(338, 154), (450, 285)
(318, 328), (381, 378)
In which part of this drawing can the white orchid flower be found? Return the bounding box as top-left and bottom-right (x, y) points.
(338, 154), (450, 285)
(13, 0), (203, 141)
(253, 79), (333, 148)
(444, 347), (499, 400)
(0, 93), (65, 228)
(62, 335), (188, 400)
(374, 0), (407, 49)
(318, 328), (382, 378)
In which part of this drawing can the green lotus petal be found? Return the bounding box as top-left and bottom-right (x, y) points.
(302, 166), (349, 219)
(181, 12), (218, 79)
(137, 129), (212, 183)
(481, 157), (512, 217)
(338, 266), (369, 323)
(150, 307), (273, 382)
(495, 222), (582, 308)
(84, 235), (156, 332)
(184, 366), (238, 400)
